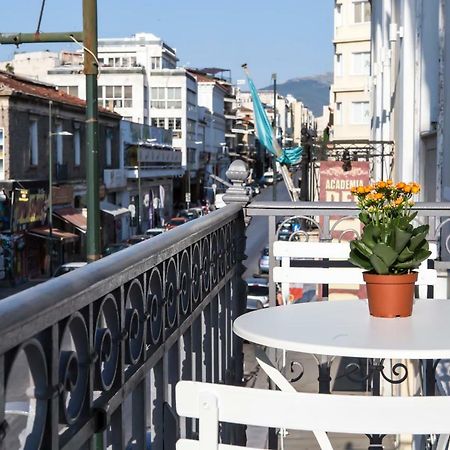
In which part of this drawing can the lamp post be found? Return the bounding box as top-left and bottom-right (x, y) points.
(48, 100), (72, 276)
(271, 73), (277, 202)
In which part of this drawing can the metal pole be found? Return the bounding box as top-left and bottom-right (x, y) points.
(272, 73), (277, 202)
(83, 0), (100, 262)
(0, 32), (83, 45)
(137, 144), (142, 233)
(48, 100), (53, 276)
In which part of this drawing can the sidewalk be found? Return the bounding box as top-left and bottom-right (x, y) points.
(0, 277), (48, 300)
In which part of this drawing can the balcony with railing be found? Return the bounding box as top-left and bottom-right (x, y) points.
(1, 159), (450, 449)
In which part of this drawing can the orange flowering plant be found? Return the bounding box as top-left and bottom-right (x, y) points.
(349, 180), (431, 274)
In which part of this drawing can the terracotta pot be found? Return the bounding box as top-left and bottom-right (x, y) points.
(363, 272), (418, 318)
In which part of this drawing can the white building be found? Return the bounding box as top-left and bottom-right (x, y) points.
(332, 0), (371, 140)
(370, 0), (445, 203)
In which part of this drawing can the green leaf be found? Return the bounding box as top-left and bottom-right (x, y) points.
(414, 249), (432, 264)
(397, 246), (414, 262)
(412, 224), (429, 236)
(393, 250), (431, 269)
(369, 254), (389, 274)
(394, 226), (412, 253)
(349, 249), (372, 270)
(359, 211), (370, 225)
(409, 231), (427, 251)
(408, 211), (418, 222)
(361, 223), (380, 249)
(352, 240), (374, 258)
(373, 243), (398, 267)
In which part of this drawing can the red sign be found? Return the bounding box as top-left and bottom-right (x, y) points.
(319, 161), (370, 203)
(319, 161), (370, 300)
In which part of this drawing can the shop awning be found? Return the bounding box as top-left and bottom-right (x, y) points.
(54, 208), (87, 233)
(27, 227), (79, 243)
(100, 201), (130, 219)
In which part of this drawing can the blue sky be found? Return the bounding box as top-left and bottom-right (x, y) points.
(0, 0), (333, 87)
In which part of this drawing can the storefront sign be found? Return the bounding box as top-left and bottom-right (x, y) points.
(12, 190), (47, 231)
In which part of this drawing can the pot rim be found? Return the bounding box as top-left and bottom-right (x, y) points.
(363, 271), (418, 283)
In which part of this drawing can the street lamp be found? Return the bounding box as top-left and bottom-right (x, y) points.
(271, 73), (277, 202)
(48, 100), (72, 276)
(136, 138), (157, 233)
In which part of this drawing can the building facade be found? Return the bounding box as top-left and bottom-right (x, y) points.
(332, 0), (371, 140)
(0, 71), (123, 283)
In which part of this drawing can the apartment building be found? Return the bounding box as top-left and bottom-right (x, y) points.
(370, 0), (448, 204)
(0, 71), (124, 283)
(332, 0), (371, 140)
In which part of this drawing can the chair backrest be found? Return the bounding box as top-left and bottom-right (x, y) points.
(273, 241), (438, 302)
(176, 380), (450, 450)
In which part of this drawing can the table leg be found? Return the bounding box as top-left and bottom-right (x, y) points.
(313, 354), (333, 394)
(423, 359), (436, 396)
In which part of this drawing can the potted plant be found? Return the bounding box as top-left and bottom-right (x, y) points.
(349, 180), (431, 317)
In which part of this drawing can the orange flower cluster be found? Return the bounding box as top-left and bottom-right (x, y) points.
(350, 180), (421, 217)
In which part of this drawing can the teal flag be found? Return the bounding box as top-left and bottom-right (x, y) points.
(246, 74), (302, 165)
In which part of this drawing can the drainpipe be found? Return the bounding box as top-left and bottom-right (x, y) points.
(436, 0), (445, 202)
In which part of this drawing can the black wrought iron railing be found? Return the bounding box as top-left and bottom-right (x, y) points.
(0, 203), (247, 450)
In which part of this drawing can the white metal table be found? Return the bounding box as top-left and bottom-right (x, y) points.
(234, 299), (450, 360)
(234, 299), (450, 449)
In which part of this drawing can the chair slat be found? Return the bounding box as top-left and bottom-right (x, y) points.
(177, 381), (450, 437)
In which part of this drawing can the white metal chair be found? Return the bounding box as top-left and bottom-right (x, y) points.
(273, 241), (438, 303)
(176, 380), (450, 450)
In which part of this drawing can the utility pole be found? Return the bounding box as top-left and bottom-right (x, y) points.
(0, 0), (101, 262)
(271, 73), (277, 202)
(48, 101), (53, 276)
(83, 0), (100, 262)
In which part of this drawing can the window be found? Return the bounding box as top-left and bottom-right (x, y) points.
(151, 118), (166, 128)
(151, 87), (165, 108)
(151, 87), (182, 109)
(56, 123), (63, 164)
(98, 85), (133, 109)
(29, 119), (39, 166)
(335, 3), (342, 27)
(58, 85), (79, 97)
(335, 102), (343, 125)
(351, 101), (370, 124)
(352, 52), (370, 75)
(167, 87), (181, 109)
(106, 129), (112, 167)
(74, 126), (81, 166)
(354, 1), (370, 23)
(151, 56), (161, 70)
(130, 56), (137, 66)
(187, 119), (196, 141)
(335, 54), (343, 76)
(168, 117), (182, 138)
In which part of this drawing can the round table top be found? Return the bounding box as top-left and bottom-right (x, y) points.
(233, 299), (450, 359)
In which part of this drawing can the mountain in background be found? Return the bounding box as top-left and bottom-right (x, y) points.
(260, 72), (332, 117)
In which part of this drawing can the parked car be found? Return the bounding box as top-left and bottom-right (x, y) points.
(248, 181), (261, 195)
(53, 262), (88, 277)
(258, 246), (270, 274)
(177, 209), (200, 221)
(128, 234), (151, 245)
(165, 217), (189, 230)
(246, 277), (269, 311)
(259, 171), (274, 186)
(145, 228), (166, 238)
(102, 242), (131, 256)
(277, 218), (302, 241)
